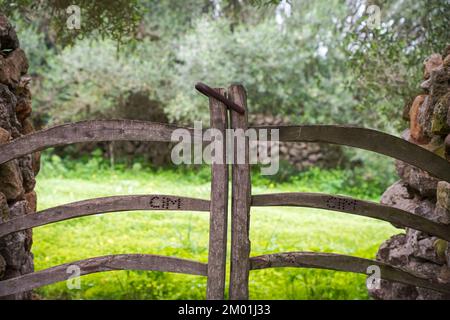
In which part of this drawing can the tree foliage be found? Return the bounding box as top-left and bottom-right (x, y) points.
(165, 0), (357, 125)
(344, 0), (450, 132)
(0, 0), (144, 46)
(4, 0), (449, 134)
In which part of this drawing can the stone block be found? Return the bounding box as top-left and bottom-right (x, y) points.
(417, 95), (435, 139)
(0, 160), (24, 201)
(24, 191), (36, 212)
(0, 201), (31, 268)
(437, 181), (450, 210)
(444, 54), (450, 68)
(0, 49), (29, 88)
(376, 234), (412, 266)
(430, 67), (450, 105)
(413, 237), (446, 265)
(434, 204), (450, 225)
(408, 257), (442, 278)
(18, 154), (35, 193)
(395, 160), (438, 198)
(0, 126), (10, 143)
(431, 93), (450, 135)
(20, 118), (34, 135)
(380, 181), (418, 224)
(0, 14), (19, 50)
(420, 79), (432, 92)
(423, 53), (443, 79)
(409, 95), (430, 144)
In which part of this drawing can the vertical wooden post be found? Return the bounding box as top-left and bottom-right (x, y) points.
(206, 88), (229, 300)
(228, 84), (251, 300)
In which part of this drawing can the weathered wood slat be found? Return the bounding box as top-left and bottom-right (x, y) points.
(250, 251), (450, 294)
(250, 125), (450, 182)
(229, 85), (252, 300)
(206, 88), (229, 300)
(0, 120), (195, 165)
(0, 254), (207, 297)
(251, 193), (450, 241)
(0, 195), (210, 237)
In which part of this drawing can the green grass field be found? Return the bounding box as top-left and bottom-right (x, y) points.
(32, 155), (400, 299)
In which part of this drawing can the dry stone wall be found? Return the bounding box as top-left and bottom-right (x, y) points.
(370, 45), (450, 300)
(0, 14), (39, 300)
(58, 92), (174, 166)
(59, 109), (346, 170)
(249, 114), (345, 170)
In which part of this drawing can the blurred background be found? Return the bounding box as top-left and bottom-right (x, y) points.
(1, 0), (449, 299)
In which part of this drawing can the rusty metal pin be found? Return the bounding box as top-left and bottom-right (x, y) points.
(195, 82), (245, 114)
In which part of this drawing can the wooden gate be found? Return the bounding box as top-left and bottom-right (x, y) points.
(0, 85), (231, 300)
(1, 82), (450, 299)
(221, 84), (450, 299)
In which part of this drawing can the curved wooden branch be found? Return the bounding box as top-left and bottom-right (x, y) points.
(195, 82), (245, 114)
(0, 254), (207, 297)
(0, 120), (195, 165)
(0, 195), (210, 237)
(250, 125), (450, 182)
(251, 193), (450, 241)
(250, 252), (450, 294)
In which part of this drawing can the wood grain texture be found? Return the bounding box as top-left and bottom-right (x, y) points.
(206, 88), (229, 300)
(228, 84), (251, 300)
(0, 120), (195, 165)
(252, 193), (450, 241)
(0, 254), (207, 297)
(249, 125), (450, 182)
(0, 195), (210, 237)
(250, 251), (450, 294)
